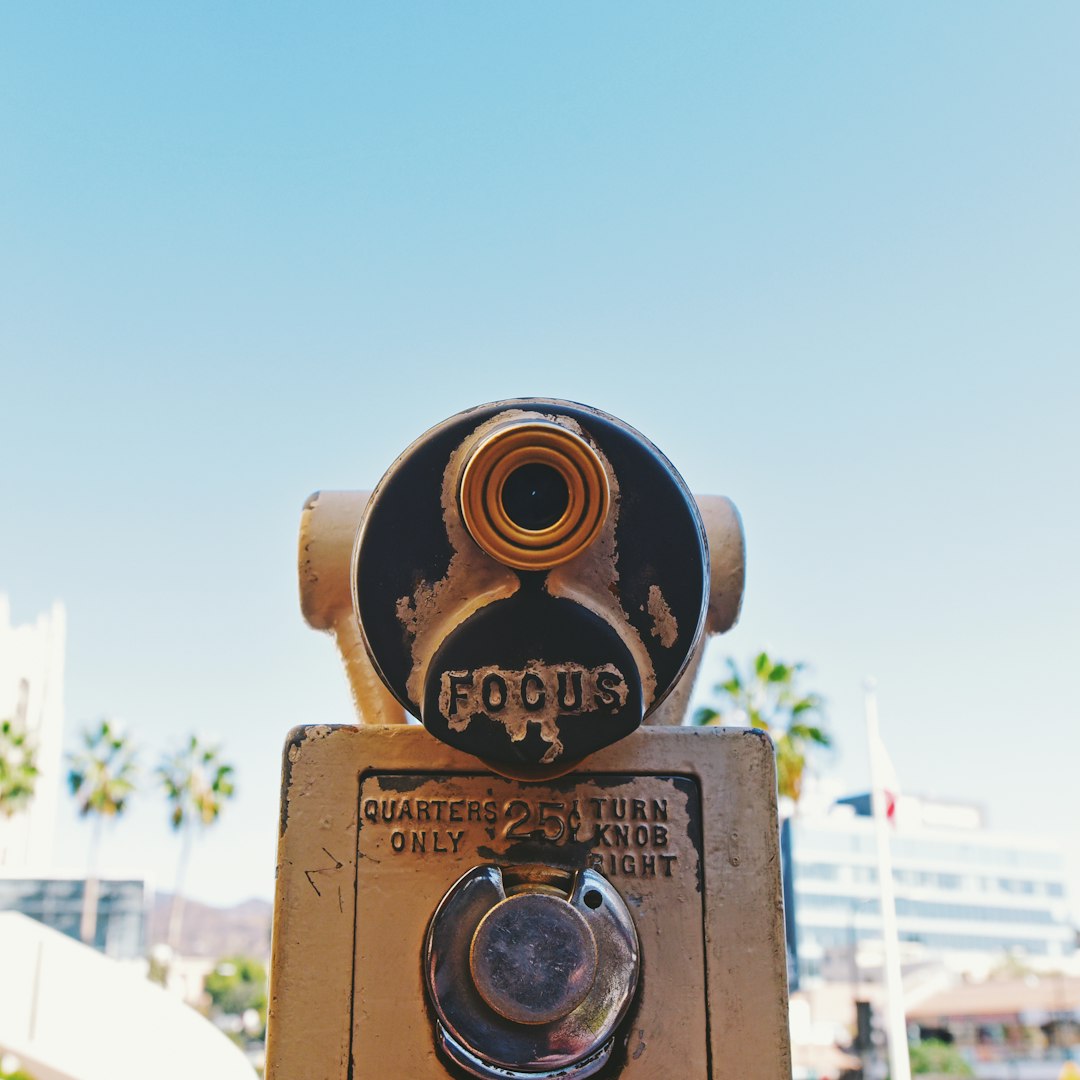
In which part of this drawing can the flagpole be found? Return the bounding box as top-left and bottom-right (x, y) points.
(865, 677), (911, 1080)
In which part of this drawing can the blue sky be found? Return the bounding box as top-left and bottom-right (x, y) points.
(2, 4), (1077, 910)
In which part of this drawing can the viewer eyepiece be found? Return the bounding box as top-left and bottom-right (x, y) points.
(459, 420), (610, 571)
(500, 462), (570, 532)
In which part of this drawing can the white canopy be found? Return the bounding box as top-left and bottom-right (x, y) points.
(0, 912), (255, 1080)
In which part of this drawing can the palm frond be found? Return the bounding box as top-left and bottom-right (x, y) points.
(691, 651), (830, 803)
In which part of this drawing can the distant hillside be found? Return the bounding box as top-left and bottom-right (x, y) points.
(149, 894), (272, 959)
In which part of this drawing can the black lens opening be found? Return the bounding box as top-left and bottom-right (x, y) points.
(500, 463), (570, 532)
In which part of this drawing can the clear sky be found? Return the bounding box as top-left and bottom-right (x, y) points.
(2, 4), (1077, 913)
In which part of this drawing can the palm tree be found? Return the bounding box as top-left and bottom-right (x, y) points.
(157, 735), (236, 951)
(68, 718), (138, 944)
(0, 718), (38, 865)
(693, 651), (830, 807)
(0, 719), (38, 816)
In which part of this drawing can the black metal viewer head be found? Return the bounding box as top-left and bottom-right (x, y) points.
(347, 399), (731, 775)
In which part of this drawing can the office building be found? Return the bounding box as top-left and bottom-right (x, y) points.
(783, 791), (1074, 990)
(0, 872), (146, 960)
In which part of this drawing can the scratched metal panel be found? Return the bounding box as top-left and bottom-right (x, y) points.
(266, 725), (791, 1080)
(353, 772), (707, 1077)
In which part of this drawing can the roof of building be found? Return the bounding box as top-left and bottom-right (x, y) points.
(909, 975), (1080, 1022)
(0, 912), (255, 1080)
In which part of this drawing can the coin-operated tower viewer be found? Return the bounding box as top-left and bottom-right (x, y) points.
(266, 400), (792, 1080)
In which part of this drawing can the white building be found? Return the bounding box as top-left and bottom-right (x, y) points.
(783, 791), (1075, 990)
(0, 911), (255, 1080)
(0, 595), (66, 867)
(0, 602), (244, 1077)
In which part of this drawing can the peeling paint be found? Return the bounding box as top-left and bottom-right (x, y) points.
(395, 412), (555, 708)
(269, 726), (791, 1079)
(645, 585), (678, 649)
(436, 661), (629, 764)
(278, 726), (310, 837)
(394, 407), (663, 721)
(543, 417), (659, 709)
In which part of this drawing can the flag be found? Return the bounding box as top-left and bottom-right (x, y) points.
(870, 726), (900, 825)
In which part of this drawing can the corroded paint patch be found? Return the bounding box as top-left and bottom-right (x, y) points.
(269, 726), (792, 1080)
(393, 413), (533, 708)
(353, 768), (708, 1077)
(646, 585), (678, 649)
(543, 416), (658, 709)
(437, 661), (629, 765)
(393, 407), (659, 720)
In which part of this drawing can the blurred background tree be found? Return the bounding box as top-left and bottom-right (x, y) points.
(67, 717), (138, 944)
(908, 1038), (973, 1076)
(0, 718), (38, 864)
(693, 651), (830, 808)
(0, 1060), (37, 1080)
(205, 954), (268, 1042)
(158, 735), (236, 951)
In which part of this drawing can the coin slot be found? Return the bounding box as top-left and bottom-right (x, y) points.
(426, 864), (640, 1078)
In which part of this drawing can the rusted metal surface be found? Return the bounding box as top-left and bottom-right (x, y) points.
(437, 660), (631, 766)
(351, 401), (712, 769)
(266, 724), (792, 1080)
(276, 401), (783, 1080)
(298, 490), (744, 733)
(298, 492), (406, 725)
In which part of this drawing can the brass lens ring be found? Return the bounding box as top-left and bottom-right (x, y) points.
(460, 422), (610, 570)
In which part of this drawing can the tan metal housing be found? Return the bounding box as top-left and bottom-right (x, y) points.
(297, 490), (746, 728)
(270, 484), (792, 1079)
(266, 724), (791, 1079)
